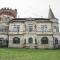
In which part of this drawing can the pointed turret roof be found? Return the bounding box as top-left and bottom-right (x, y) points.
(48, 7), (55, 19)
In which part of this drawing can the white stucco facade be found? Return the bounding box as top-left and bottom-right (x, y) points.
(0, 7), (59, 48)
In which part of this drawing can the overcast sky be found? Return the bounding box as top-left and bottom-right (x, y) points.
(0, 0), (60, 30)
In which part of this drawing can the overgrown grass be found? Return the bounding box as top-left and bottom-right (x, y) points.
(0, 48), (60, 60)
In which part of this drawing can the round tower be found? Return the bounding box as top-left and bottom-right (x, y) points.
(0, 8), (17, 18)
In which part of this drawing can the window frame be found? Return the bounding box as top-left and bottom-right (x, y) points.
(28, 24), (33, 32)
(13, 37), (20, 44)
(28, 37), (33, 44)
(41, 37), (48, 44)
(13, 25), (20, 32)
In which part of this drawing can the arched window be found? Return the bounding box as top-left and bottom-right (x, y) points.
(41, 37), (48, 44)
(28, 37), (33, 44)
(13, 37), (20, 44)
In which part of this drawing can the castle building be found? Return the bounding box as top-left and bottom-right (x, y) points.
(0, 7), (59, 48)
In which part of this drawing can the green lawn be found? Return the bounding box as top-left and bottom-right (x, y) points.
(0, 48), (60, 60)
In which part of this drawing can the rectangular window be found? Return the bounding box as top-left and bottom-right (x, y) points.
(54, 26), (59, 32)
(56, 27), (59, 32)
(44, 25), (47, 32)
(28, 24), (33, 32)
(55, 38), (58, 44)
(0, 27), (7, 32)
(13, 25), (20, 32)
(41, 25), (44, 32)
(41, 25), (47, 32)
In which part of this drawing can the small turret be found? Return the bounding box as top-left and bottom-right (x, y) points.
(0, 8), (17, 18)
